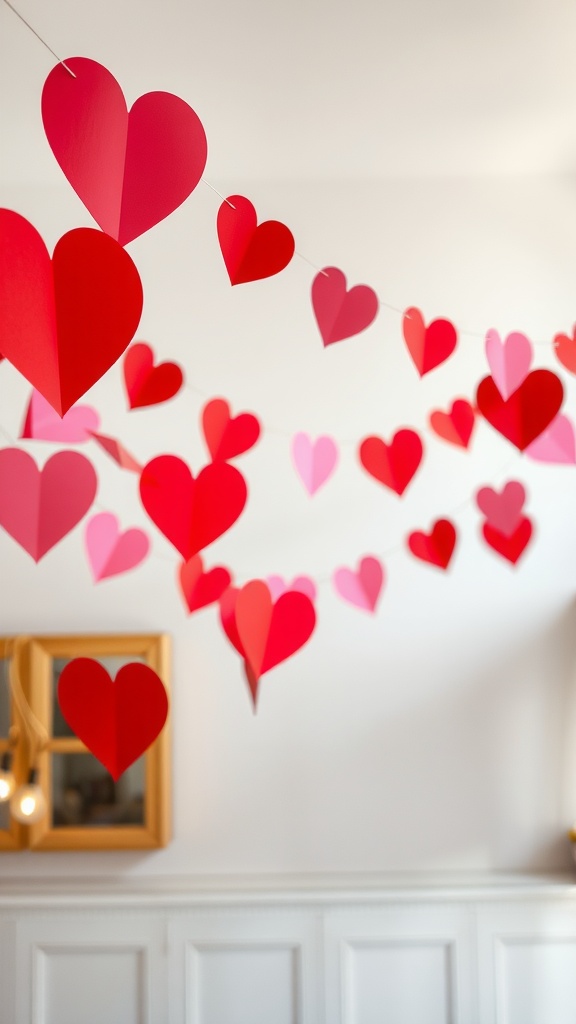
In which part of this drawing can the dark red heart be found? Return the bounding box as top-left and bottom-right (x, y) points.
(402, 307), (458, 376)
(429, 399), (475, 448)
(217, 195), (295, 285)
(359, 430), (423, 495)
(124, 343), (183, 409)
(476, 370), (564, 450)
(407, 519), (457, 570)
(482, 516), (533, 565)
(179, 554), (232, 613)
(202, 398), (261, 461)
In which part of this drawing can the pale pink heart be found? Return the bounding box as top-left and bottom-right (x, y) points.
(485, 329), (533, 400)
(291, 433), (338, 495)
(475, 481), (526, 537)
(333, 556), (384, 613)
(266, 574), (317, 602)
(525, 414), (576, 465)
(21, 389), (100, 442)
(85, 512), (150, 582)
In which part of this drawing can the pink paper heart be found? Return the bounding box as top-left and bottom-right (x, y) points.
(291, 433), (338, 495)
(21, 389), (100, 443)
(525, 414), (576, 464)
(85, 512), (149, 582)
(312, 266), (379, 346)
(333, 556), (384, 613)
(485, 329), (533, 400)
(475, 481), (526, 537)
(266, 575), (317, 602)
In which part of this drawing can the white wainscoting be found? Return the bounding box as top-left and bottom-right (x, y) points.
(1, 877), (576, 1024)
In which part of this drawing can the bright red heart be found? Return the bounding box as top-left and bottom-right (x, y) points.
(359, 430), (423, 495)
(402, 307), (458, 376)
(0, 448), (97, 561)
(311, 266), (379, 346)
(429, 399), (475, 448)
(179, 554), (232, 614)
(553, 327), (576, 374)
(139, 455), (247, 559)
(482, 516), (533, 565)
(124, 343), (183, 409)
(58, 658), (168, 780)
(0, 210), (143, 416)
(476, 371), (564, 450)
(202, 398), (261, 461)
(217, 195), (295, 285)
(42, 57), (207, 246)
(407, 519), (457, 570)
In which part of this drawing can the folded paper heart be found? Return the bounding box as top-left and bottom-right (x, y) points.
(42, 57), (207, 245)
(554, 326), (576, 375)
(333, 556), (384, 612)
(202, 398), (261, 461)
(524, 414), (576, 464)
(482, 516), (533, 565)
(291, 433), (339, 495)
(266, 575), (317, 602)
(179, 554), (232, 614)
(475, 481), (526, 537)
(21, 390), (100, 443)
(311, 266), (379, 346)
(85, 512), (149, 582)
(124, 343), (183, 409)
(485, 329), (532, 400)
(89, 432), (142, 473)
(407, 519), (457, 570)
(429, 399), (475, 448)
(476, 370), (564, 450)
(0, 448), (97, 561)
(217, 195), (295, 285)
(359, 429), (423, 495)
(402, 307), (458, 376)
(58, 658), (168, 780)
(0, 210), (143, 415)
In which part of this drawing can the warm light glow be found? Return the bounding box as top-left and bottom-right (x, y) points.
(10, 781), (47, 824)
(20, 796), (36, 817)
(0, 771), (15, 802)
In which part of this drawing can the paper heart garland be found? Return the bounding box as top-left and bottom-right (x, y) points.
(89, 432), (142, 473)
(525, 414), (576, 464)
(482, 517), (533, 565)
(139, 455), (247, 559)
(85, 512), (149, 582)
(58, 658), (168, 780)
(429, 399), (475, 449)
(202, 398), (261, 461)
(485, 329), (532, 400)
(476, 370), (564, 450)
(21, 390), (100, 443)
(359, 430), (423, 495)
(476, 481), (526, 537)
(124, 343), (183, 409)
(311, 267), (379, 346)
(217, 195), (295, 285)
(333, 556), (384, 613)
(0, 210), (143, 416)
(407, 519), (457, 570)
(0, 448), (97, 561)
(179, 554), (232, 614)
(291, 433), (338, 495)
(266, 575), (317, 602)
(42, 57), (207, 246)
(402, 308), (458, 376)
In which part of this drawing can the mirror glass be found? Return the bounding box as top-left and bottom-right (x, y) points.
(51, 752), (145, 827)
(0, 658), (10, 738)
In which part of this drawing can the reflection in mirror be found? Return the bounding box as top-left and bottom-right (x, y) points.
(0, 800), (10, 830)
(51, 752), (145, 828)
(51, 655), (145, 737)
(0, 659), (10, 738)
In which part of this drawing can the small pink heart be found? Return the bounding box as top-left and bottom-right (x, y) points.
(525, 414), (576, 464)
(475, 481), (526, 537)
(291, 433), (338, 495)
(485, 329), (533, 400)
(333, 556), (384, 613)
(266, 575), (317, 602)
(21, 389), (100, 442)
(85, 512), (150, 582)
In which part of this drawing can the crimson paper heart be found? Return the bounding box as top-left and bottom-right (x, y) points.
(402, 307), (458, 376)
(482, 517), (533, 565)
(476, 371), (563, 450)
(359, 430), (423, 495)
(554, 327), (576, 374)
(124, 343), (183, 409)
(311, 266), (379, 346)
(179, 554), (232, 614)
(407, 519), (457, 570)
(202, 398), (261, 461)
(429, 400), (475, 448)
(217, 195), (295, 284)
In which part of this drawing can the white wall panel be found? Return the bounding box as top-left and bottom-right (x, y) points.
(345, 941), (453, 1024)
(194, 945), (297, 1024)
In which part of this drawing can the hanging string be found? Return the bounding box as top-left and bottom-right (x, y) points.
(1, 0), (76, 76)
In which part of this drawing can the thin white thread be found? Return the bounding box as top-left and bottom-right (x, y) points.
(295, 252), (329, 277)
(201, 179), (235, 208)
(2, 0), (76, 76)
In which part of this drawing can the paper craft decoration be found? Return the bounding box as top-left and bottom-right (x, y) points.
(291, 433), (338, 495)
(266, 575), (317, 602)
(429, 399), (475, 448)
(217, 195), (295, 284)
(311, 267), (379, 346)
(202, 398), (261, 461)
(359, 429), (423, 495)
(485, 329), (532, 400)
(179, 554), (232, 614)
(42, 57), (207, 246)
(525, 414), (576, 464)
(333, 556), (384, 612)
(58, 658), (168, 780)
(553, 326), (576, 374)
(0, 448), (97, 561)
(0, 210), (143, 416)
(140, 454), (247, 558)
(21, 389), (100, 442)
(476, 370), (564, 450)
(89, 432), (142, 473)
(124, 343), (183, 409)
(476, 481), (526, 536)
(482, 517), (533, 565)
(407, 519), (457, 570)
(402, 308), (458, 376)
(85, 512), (150, 582)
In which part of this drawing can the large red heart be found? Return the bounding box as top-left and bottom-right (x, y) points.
(139, 455), (247, 559)
(359, 430), (423, 495)
(476, 371), (563, 450)
(217, 195), (295, 285)
(0, 210), (143, 415)
(124, 343), (183, 409)
(179, 554), (232, 614)
(201, 398), (261, 461)
(311, 266), (379, 346)
(482, 516), (533, 565)
(0, 448), (97, 561)
(553, 327), (576, 375)
(407, 519), (457, 570)
(429, 399), (475, 448)
(42, 57), (207, 246)
(58, 658), (168, 780)
(402, 307), (458, 376)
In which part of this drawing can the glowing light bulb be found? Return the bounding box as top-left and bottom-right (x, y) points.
(0, 752), (16, 803)
(10, 769), (47, 825)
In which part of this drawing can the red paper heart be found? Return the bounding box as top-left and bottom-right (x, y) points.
(554, 327), (576, 374)
(311, 266), (379, 346)
(179, 554), (232, 614)
(359, 430), (423, 495)
(407, 519), (457, 570)
(124, 343), (183, 409)
(476, 371), (563, 450)
(202, 398), (261, 461)
(139, 455), (247, 559)
(402, 307), (458, 376)
(0, 448), (97, 561)
(429, 399), (475, 448)
(482, 516), (533, 565)
(217, 195), (295, 285)
(0, 210), (143, 415)
(42, 57), (207, 246)
(58, 658), (168, 780)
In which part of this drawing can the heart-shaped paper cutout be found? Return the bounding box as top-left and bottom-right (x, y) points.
(202, 398), (261, 461)
(89, 432), (142, 473)
(291, 433), (339, 495)
(525, 414), (576, 464)
(139, 455), (247, 559)
(553, 326), (576, 374)
(476, 370), (564, 450)
(429, 399), (475, 448)
(311, 266), (379, 346)
(0, 448), (97, 561)
(21, 390), (100, 443)
(482, 516), (533, 565)
(266, 575), (317, 602)
(407, 519), (457, 570)
(58, 658), (168, 780)
(402, 307), (458, 376)
(217, 195), (295, 285)
(475, 481), (526, 537)
(124, 343), (183, 409)
(85, 512), (149, 582)
(179, 554), (232, 614)
(333, 556), (384, 612)
(359, 430), (423, 495)
(485, 329), (533, 400)
(0, 210), (143, 415)
(42, 57), (207, 245)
